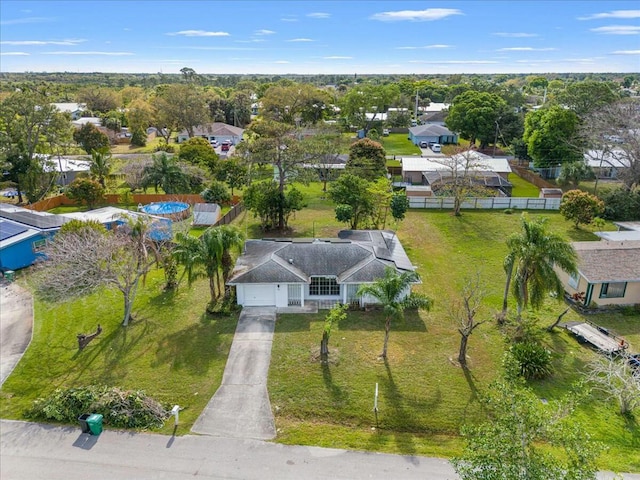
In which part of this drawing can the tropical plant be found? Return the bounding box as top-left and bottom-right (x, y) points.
(357, 267), (432, 359)
(201, 181), (231, 204)
(509, 341), (553, 380)
(173, 225), (244, 306)
(142, 152), (188, 194)
(89, 148), (112, 188)
(501, 214), (578, 320)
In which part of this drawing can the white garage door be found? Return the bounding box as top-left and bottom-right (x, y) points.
(243, 285), (276, 306)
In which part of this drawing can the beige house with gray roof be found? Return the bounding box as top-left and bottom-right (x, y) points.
(557, 240), (640, 307)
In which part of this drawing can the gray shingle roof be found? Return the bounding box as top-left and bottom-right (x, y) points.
(573, 240), (640, 283)
(228, 230), (416, 285)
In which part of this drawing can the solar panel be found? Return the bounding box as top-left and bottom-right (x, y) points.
(0, 210), (67, 229)
(0, 221), (29, 241)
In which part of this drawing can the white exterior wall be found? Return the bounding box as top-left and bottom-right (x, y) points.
(275, 284), (288, 308)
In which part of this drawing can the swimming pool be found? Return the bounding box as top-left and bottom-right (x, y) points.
(140, 202), (190, 221)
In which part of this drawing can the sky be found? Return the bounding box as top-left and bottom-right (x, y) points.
(1, 1), (639, 75)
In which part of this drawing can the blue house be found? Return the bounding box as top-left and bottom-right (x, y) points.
(0, 206), (173, 271)
(408, 124), (458, 146)
(0, 206), (69, 271)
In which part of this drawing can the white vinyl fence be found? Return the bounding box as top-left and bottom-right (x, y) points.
(408, 197), (561, 210)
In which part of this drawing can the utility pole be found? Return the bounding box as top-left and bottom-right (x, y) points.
(414, 89), (419, 120)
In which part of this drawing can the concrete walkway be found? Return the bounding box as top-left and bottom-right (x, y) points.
(0, 283), (33, 387)
(191, 307), (277, 439)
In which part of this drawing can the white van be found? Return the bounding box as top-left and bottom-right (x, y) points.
(431, 143), (442, 153)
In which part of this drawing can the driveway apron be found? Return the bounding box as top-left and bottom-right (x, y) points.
(0, 283), (33, 387)
(191, 307), (276, 440)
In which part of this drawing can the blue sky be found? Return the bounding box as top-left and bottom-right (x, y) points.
(1, 1), (639, 74)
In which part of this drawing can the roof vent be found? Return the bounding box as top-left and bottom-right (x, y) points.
(288, 258), (294, 264)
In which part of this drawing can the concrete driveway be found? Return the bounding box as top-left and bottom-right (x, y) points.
(191, 307), (276, 439)
(0, 283), (33, 386)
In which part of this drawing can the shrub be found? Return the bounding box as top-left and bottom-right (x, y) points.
(599, 188), (640, 221)
(27, 385), (169, 429)
(201, 181), (231, 204)
(509, 341), (553, 380)
(559, 189), (605, 227)
(130, 128), (147, 147)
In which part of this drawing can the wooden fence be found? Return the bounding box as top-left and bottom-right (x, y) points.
(408, 196), (561, 210)
(214, 202), (245, 226)
(510, 165), (557, 189)
(28, 193), (207, 212)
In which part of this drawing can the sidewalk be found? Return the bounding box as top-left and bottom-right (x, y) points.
(191, 307), (277, 439)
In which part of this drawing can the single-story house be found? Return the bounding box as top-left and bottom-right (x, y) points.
(401, 154), (512, 185)
(557, 240), (640, 307)
(0, 206), (70, 271)
(71, 117), (102, 129)
(0, 205), (172, 271)
(583, 150), (630, 179)
(408, 124), (458, 146)
(227, 230), (417, 308)
(596, 221), (640, 241)
(45, 157), (91, 186)
(177, 123), (244, 145)
(51, 102), (86, 120)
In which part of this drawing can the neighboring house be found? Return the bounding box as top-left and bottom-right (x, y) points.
(417, 102), (450, 126)
(0, 205), (172, 271)
(45, 157), (91, 186)
(0, 206), (69, 271)
(408, 124), (458, 146)
(51, 102), (86, 120)
(176, 122), (244, 145)
(557, 240), (640, 308)
(401, 154), (512, 185)
(71, 117), (102, 129)
(583, 149), (630, 179)
(596, 221), (640, 241)
(227, 230), (417, 308)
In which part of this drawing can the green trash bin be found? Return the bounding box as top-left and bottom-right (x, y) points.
(3, 270), (15, 282)
(86, 413), (103, 435)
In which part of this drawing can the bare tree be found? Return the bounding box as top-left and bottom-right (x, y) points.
(37, 216), (168, 326)
(582, 101), (640, 192)
(450, 273), (486, 367)
(430, 149), (493, 216)
(586, 354), (640, 415)
(120, 158), (152, 192)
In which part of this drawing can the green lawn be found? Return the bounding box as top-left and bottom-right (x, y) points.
(3, 183), (639, 472)
(508, 173), (540, 197)
(264, 206), (640, 471)
(0, 270), (238, 435)
(380, 133), (421, 156)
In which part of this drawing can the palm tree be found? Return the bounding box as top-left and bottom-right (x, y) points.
(173, 227), (225, 305)
(501, 214), (578, 320)
(218, 225), (245, 286)
(357, 267), (432, 359)
(89, 148), (112, 188)
(142, 152), (187, 194)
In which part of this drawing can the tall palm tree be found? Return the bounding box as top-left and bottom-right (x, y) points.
(89, 148), (112, 188)
(173, 226), (242, 303)
(143, 152), (187, 194)
(218, 225), (245, 286)
(501, 214), (578, 320)
(357, 267), (432, 359)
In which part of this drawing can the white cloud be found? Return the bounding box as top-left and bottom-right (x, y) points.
(307, 12), (330, 19)
(43, 51), (135, 56)
(0, 52), (30, 56)
(497, 47), (556, 51)
(287, 38), (313, 42)
(324, 56), (352, 60)
(408, 60), (498, 64)
(275, 60), (290, 64)
(590, 25), (640, 35)
(578, 10), (640, 20)
(0, 39), (85, 46)
(515, 59), (552, 63)
(254, 29), (276, 35)
(612, 50), (640, 55)
(0, 16), (55, 26)
(493, 32), (538, 38)
(370, 8), (462, 22)
(397, 44), (452, 50)
(562, 58), (597, 63)
(281, 16), (298, 22)
(167, 30), (230, 37)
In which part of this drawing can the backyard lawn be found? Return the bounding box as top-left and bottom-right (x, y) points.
(1, 181), (638, 472)
(380, 133), (421, 156)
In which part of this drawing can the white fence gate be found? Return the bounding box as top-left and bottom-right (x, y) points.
(408, 197), (561, 210)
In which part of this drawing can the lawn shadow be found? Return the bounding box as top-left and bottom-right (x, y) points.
(152, 318), (234, 375)
(321, 362), (348, 408)
(147, 287), (179, 308)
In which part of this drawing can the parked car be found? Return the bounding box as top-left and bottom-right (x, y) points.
(221, 141), (231, 152)
(382, 128), (390, 136)
(210, 139), (219, 148)
(431, 143), (442, 153)
(419, 141), (429, 148)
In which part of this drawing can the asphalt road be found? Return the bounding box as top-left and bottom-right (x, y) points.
(0, 283), (33, 386)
